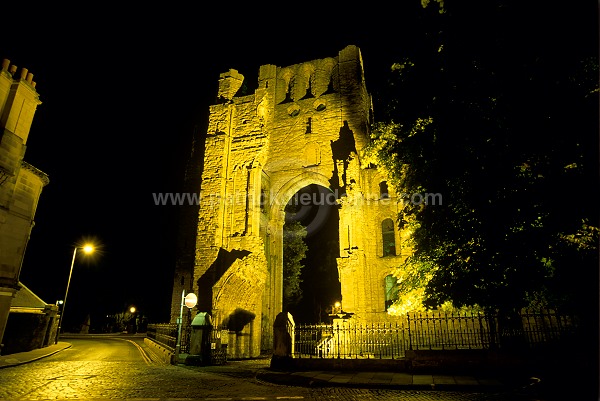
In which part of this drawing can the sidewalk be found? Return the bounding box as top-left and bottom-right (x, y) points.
(0, 342), (72, 369)
(254, 368), (514, 392)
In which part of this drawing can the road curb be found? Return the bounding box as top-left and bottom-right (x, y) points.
(254, 370), (510, 392)
(0, 343), (72, 369)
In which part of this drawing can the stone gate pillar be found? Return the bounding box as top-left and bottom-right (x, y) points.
(271, 311), (295, 370)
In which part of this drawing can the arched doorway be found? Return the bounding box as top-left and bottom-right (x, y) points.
(282, 184), (341, 323)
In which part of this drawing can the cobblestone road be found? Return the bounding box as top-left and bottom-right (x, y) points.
(0, 338), (538, 400)
(0, 361), (539, 400)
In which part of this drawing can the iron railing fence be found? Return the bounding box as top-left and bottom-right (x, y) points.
(295, 322), (409, 359)
(146, 323), (191, 354)
(293, 309), (578, 359)
(406, 311), (490, 350)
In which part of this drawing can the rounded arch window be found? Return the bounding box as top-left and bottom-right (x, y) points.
(382, 218), (396, 257)
(384, 274), (399, 311)
(379, 181), (389, 199)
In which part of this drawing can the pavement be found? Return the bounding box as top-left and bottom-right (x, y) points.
(254, 367), (517, 392)
(0, 341), (539, 394)
(0, 342), (73, 369)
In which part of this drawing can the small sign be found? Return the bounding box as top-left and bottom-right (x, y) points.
(184, 293), (197, 309)
(211, 342), (216, 350)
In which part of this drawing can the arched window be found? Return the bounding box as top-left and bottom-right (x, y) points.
(382, 218), (396, 256)
(384, 274), (399, 311)
(379, 181), (389, 199)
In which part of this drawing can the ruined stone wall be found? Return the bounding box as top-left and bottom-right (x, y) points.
(174, 45), (408, 358)
(337, 167), (408, 323)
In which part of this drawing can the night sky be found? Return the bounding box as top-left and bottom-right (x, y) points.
(1, 9), (407, 327)
(2, 5), (596, 329)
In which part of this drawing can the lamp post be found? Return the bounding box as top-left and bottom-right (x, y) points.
(55, 244), (94, 344)
(129, 306), (137, 334)
(175, 290), (197, 363)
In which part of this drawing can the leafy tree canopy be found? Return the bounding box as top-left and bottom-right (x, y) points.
(282, 208), (308, 312)
(366, 0), (599, 316)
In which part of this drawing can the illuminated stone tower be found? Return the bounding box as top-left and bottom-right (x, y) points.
(0, 59), (49, 352)
(172, 45), (408, 358)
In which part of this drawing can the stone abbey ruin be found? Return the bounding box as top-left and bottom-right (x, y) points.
(171, 45), (408, 358)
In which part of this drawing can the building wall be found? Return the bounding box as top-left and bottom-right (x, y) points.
(3, 304), (59, 355)
(337, 168), (410, 323)
(0, 59), (49, 353)
(172, 46), (407, 358)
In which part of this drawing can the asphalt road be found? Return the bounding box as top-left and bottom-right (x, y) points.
(0, 336), (533, 400)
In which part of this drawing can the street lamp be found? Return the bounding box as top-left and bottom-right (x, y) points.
(175, 290), (197, 363)
(55, 244), (95, 343)
(128, 306), (137, 334)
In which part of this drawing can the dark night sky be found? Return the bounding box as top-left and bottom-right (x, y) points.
(2, 8), (418, 327)
(2, 5), (596, 328)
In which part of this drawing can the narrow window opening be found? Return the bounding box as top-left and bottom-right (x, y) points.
(384, 274), (399, 311)
(380, 181), (389, 199)
(382, 218), (396, 256)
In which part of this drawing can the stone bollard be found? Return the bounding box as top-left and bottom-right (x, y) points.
(270, 312), (295, 370)
(185, 312), (212, 366)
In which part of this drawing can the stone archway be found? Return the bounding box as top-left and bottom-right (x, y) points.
(264, 172), (338, 328)
(283, 183), (342, 323)
(172, 45), (406, 359)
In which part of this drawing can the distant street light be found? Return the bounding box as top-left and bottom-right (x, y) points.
(332, 301), (342, 315)
(128, 306), (137, 334)
(55, 244), (95, 343)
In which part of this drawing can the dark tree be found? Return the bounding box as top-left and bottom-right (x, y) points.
(282, 215), (308, 312)
(367, 1), (599, 318)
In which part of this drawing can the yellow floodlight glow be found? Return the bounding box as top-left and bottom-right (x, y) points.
(82, 244), (94, 254)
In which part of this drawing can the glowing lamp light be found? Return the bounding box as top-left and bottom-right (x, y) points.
(184, 293), (197, 309)
(55, 241), (98, 344)
(175, 290), (198, 361)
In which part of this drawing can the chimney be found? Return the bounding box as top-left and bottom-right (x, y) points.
(1, 59), (9, 71)
(20, 68), (28, 80)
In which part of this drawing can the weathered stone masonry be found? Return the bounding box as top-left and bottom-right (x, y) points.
(0, 59), (49, 351)
(172, 45), (409, 359)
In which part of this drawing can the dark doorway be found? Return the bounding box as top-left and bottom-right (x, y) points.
(283, 184), (341, 323)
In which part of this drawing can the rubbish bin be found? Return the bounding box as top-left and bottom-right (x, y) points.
(185, 312), (212, 366)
